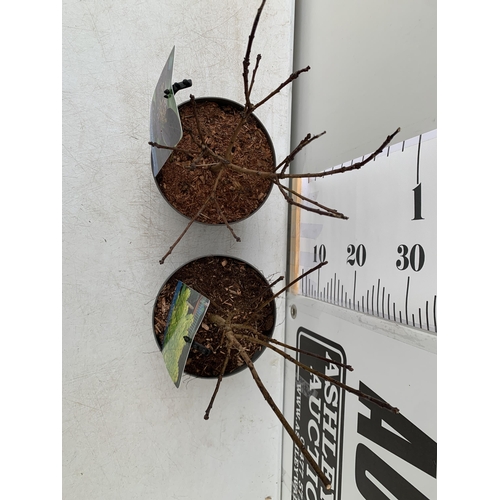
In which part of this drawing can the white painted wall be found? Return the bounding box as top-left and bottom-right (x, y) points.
(62, 1), (294, 499)
(291, 0), (437, 173)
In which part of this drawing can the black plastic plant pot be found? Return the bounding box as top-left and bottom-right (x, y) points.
(151, 97), (276, 226)
(152, 255), (277, 379)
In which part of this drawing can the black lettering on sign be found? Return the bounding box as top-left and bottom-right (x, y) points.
(313, 244), (327, 263)
(347, 244), (366, 267)
(292, 328), (347, 500)
(357, 382), (437, 478)
(355, 443), (430, 500)
(396, 244), (425, 272)
(412, 183), (424, 220)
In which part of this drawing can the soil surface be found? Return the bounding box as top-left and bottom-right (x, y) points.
(153, 256), (276, 377)
(156, 100), (275, 224)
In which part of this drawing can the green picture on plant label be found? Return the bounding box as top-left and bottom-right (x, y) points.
(162, 281), (210, 387)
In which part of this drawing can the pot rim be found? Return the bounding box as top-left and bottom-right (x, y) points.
(151, 96), (276, 225)
(152, 254), (277, 378)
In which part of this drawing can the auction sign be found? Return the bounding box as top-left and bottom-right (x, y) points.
(285, 304), (437, 500)
(292, 329), (347, 500)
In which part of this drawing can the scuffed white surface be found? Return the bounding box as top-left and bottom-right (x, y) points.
(62, 1), (293, 498)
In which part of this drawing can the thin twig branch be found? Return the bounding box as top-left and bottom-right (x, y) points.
(159, 170), (224, 264)
(159, 198), (212, 264)
(251, 66), (311, 112)
(274, 131), (326, 173)
(248, 54), (262, 97)
(277, 128), (401, 179)
(214, 127), (398, 181)
(189, 94), (206, 145)
(213, 198), (241, 242)
(250, 261), (328, 318)
(235, 333), (397, 413)
(232, 328), (353, 371)
(268, 275), (284, 289)
(243, 0), (267, 108)
(239, 275), (284, 314)
(224, 328), (332, 490)
(148, 141), (198, 156)
(204, 349), (231, 420)
(275, 180), (348, 219)
(182, 125), (225, 170)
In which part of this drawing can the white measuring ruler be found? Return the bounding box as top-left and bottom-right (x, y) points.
(291, 130), (437, 333)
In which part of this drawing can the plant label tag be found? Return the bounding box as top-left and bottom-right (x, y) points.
(162, 281), (210, 387)
(150, 46), (183, 177)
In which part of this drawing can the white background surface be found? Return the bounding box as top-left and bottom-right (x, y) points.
(63, 1), (293, 498)
(291, 0), (436, 172)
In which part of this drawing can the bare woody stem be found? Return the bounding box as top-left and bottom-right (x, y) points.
(189, 94), (206, 144)
(232, 328), (353, 371)
(274, 180), (348, 219)
(243, 0), (267, 108)
(159, 170), (224, 264)
(206, 313), (226, 328)
(251, 66), (311, 112)
(222, 128), (401, 181)
(159, 198), (212, 264)
(280, 128), (401, 179)
(210, 314), (353, 373)
(148, 141), (198, 156)
(248, 54), (262, 96)
(228, 0), (267, 159)
(274, 131), (326, 173)
(224, 113), (250, 161)
(268, 275), (284, 289)
(224, 328), (332, 490)
(235, 333), (398, 413)
(249, 261), (328, 319)
(213, 198), (241, 242)
(204, 349), (231, 420)
(242, 275), (285, 314)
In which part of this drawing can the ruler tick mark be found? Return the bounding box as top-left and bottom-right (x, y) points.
(416, 134), (422, 184)
(405, 276), (410, 325)
(377, 279), (381, 317)
(433, 295), (437, 332)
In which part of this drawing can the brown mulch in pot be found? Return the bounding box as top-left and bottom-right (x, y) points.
(153, 256), (276, 377)
(155, 100), (275, 224)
